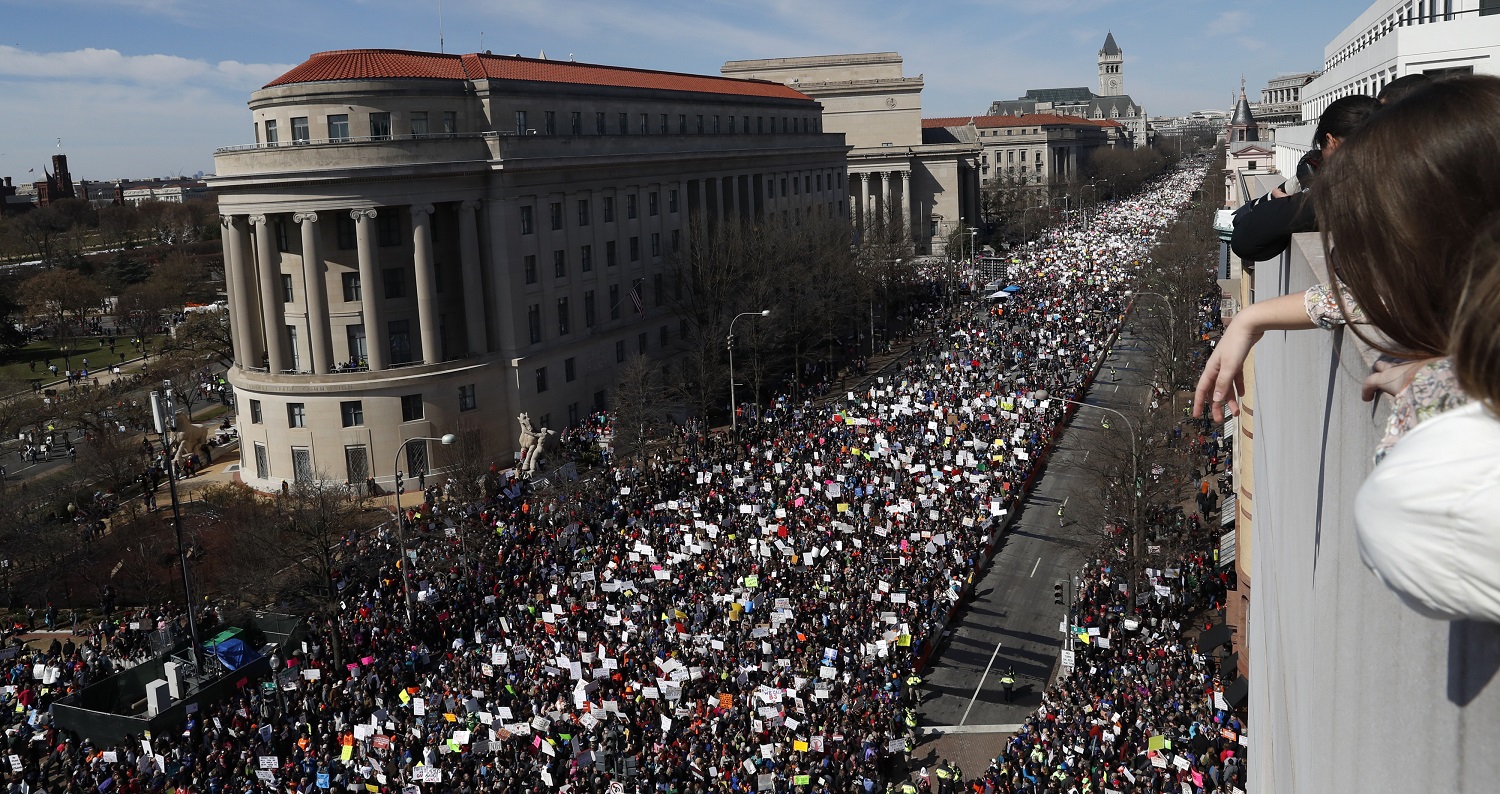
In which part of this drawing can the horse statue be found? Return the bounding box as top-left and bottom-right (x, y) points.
(166, 410), (211, 467)
(516, 413), (560, 478)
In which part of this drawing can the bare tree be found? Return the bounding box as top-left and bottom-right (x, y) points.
(611, 355), (675, 463)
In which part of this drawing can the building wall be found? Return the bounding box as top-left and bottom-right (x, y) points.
(1248, 232), (1500, 793)
(1302, 0), (1500, 120)
(213, 60), (848, 491)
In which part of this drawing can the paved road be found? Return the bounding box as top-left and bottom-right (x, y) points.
(913, 320), (1157, 769)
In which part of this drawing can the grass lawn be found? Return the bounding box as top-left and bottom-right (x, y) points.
(0, 335), (164, 384)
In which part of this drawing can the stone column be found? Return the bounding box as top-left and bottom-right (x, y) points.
(220, 216), (247, 366)
(410, 204), (442, 364)
(294, 212), (333, 374)
(223, 215), (262, 367)
(457, 200), (488, 355)
(248, 214), (289, 373)
(856, 172), (870, 231)
(876, 170), (888, 225)
(898, 171), (911, 240)
(352, 209), (387, 370)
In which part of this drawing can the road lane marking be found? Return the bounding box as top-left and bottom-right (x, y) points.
(960, 639), (1005, 726)
(1030, 557), (1041, 578)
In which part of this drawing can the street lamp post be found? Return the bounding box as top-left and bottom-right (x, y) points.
(391, 433), (456, 626)
(728, 310), (770, 433)
(149, 382), (204, 673)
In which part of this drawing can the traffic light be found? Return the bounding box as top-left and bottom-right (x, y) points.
(1054, 581), (1065, 605)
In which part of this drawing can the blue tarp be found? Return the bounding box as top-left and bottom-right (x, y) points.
(209, 637), (260, 671)
(1003, 285), (1023, 293)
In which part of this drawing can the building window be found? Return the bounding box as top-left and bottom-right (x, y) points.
(520, 205), (534, 234)
(629, 237), (640, 262)
(536, 366), (549, 393)
(578, 199), (590, 226)
(581, 244), (593, 272)
(442, 111), (456, 134)
(344, 445), (369, 485)
(274, 218), (291, 252)
(557, 297), (570, 335)
(649, 191), (659, 216)
(678, 114), (687, 134)
(651, 233), (661, 258)
(638, 332), (648, 354)
(713, 115), (721, 134)
(671, 229), (680, 253)
(516, 110), (529, 135)
(458, 384), (477, 411)
(567, 402), (580, 428)
(528, 304), (542, 343)
(544, 111), (556, 135)
(616, 112), (627, 134)
(346, 324), (366, 364)
(524, 255), (537, 285)
(291, 116), (309, 145)
(291, 447), (314, 483)
(264, 119), (279, 147)
(571, 111), (583, 135)
(254, 442), (270, 479)
(377, 211), (401, 247)
(281, 274), (294, 303)
(615, 340), (626, 362)
(410, 111), (428, 137)
(249, 399), (263, 423)
(728, 116), (736, 134)
(668, 189), (679, 213)
(696, 114), (705, 134)
(327, 114), (350, 142)
(609, 285), (620, 320)
(584, 290), (596, 327)
(370, 112), (391, 140)
(659, 325), (668, 347)
(565, 356), (576, 382)
(626, 194), (638, 220)
(606, 240), (618, 267)
(550, 202), (563, 230)
(383, 268), (406, 299)
(553, 249), (567, 278)
(653, 273), (664, 306)
(640, 113), (649, 134)
(340, 400), (364, 427)
(387, 320), (412, 365)
(602, 197), (614, 223)
(659, 114), (669, 134)
(287, 402), (306, 428)
(401, 393), (424, 422)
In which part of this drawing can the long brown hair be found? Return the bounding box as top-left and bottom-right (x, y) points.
(1453, 219), (1500, 411)
(1314, 75), (1500, 358)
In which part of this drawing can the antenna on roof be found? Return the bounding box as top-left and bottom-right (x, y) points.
(539, 50), (547, 60)
(438, 0), (444, 54)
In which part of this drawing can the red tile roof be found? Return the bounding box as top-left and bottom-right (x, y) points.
(921, 113), (1119, 130)
(266, 49), (810, 100)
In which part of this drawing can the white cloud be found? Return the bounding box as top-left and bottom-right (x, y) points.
(1206, 10), (1249, 37)
(0, 45), (290, 89)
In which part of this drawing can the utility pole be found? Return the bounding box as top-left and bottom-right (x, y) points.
(151, 382), (204, 672)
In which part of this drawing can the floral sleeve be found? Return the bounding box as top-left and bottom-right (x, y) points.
(1303, 283), (1366, 330)
(1374, 358), (1471, 464)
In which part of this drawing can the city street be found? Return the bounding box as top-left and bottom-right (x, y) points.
(914, 318), (1157, 773)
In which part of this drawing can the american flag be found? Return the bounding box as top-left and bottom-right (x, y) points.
(628, 281), (644, 315)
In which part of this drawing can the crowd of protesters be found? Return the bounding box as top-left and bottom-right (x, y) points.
(0, 159), (1240, 794)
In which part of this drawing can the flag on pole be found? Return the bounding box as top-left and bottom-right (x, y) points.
(628, 281), (644, 315)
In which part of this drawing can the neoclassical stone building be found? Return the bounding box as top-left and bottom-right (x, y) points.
(211, 49), (849, 490)
(722, 53), (980, 255)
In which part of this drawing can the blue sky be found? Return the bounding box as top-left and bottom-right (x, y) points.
(0, 0), (1369, 181)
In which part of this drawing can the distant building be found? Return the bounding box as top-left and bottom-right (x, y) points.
(1302, 0), (1500, 120)
(920, 113), (1124, 190)
(721, 52), (978, 255)
(1257, 71), (1318, 126)
(211, 48), (848, 491)
(0, 177), (27, 217)
(1224, 88), (1277, 209)
(121, 178), (212, 205)
(986, 34), (1149, 148)
(34, 154), (76, 206)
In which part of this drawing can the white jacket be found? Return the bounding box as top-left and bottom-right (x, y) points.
(1355, 401), (1500, 623)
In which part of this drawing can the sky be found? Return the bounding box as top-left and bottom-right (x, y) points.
(0, 0), (1373, 181)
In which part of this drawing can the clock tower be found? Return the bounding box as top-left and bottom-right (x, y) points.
(1098, 31), (1124, 97)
